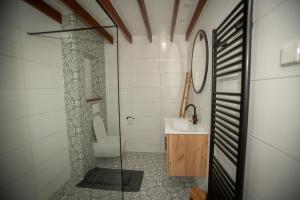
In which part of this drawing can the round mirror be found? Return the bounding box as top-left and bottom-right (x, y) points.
(191, 30), (209, 93)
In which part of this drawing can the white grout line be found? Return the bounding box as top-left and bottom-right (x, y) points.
(253, 0), (289, 24)
(248, 133), (300, 163)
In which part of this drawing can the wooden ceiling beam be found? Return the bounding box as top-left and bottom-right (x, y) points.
(23, 0), (62, 24)
(170, 0), (180, 42)
(137, 0), (152, 43)
(185, 0), (207, 41)
(60, 0), (113, 44)
(96, 0), (132, 43)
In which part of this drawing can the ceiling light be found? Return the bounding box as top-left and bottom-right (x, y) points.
(161, 42), (167, 49)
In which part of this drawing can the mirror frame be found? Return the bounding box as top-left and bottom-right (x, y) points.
(191, 29), (209, 94)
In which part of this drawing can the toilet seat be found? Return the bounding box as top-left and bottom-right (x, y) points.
(93, 115), (107, 140)
(92, 115), (125, 157)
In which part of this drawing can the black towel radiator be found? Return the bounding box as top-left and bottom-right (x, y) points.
(208, 0), (253, 200)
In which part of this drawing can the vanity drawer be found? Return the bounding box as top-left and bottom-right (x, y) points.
(166, 134), (208, 177)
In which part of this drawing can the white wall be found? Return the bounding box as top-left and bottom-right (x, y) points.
(0, 1), (70, 200)
(105, 35), (187, 152)
(187, 0), (300, 199)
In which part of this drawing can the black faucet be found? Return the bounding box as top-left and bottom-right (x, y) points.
(185, 104), (198, 124)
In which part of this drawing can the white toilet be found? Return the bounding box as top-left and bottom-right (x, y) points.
(92, 115), (125, 157)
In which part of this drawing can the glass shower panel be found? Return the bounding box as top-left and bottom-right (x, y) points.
(28, 25), (123, 199)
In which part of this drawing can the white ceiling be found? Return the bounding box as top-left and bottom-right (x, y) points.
(110, 0), (198, 36)
(45, 0), (199, 37)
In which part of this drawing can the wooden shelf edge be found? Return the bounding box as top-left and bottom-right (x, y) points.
(86, 97), (103, 102)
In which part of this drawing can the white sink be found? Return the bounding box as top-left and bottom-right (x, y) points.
(165, 117), (208, 135)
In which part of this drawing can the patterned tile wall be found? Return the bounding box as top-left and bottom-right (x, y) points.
(61, 13), (107, 178)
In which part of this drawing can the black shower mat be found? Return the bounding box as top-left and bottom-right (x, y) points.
(77, 167), (144, 192)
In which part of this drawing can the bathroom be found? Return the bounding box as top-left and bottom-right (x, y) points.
(0, 0), (299, 199)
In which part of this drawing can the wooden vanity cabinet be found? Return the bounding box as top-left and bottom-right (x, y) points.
(166, 134), (208, 177)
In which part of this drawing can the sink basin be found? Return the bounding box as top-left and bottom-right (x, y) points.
(165, 117), (208, 134)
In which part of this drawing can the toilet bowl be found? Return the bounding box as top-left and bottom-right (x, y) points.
(93, 115), (125, 157)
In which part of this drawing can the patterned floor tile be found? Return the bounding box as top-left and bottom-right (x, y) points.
(50, 152), (195, 200)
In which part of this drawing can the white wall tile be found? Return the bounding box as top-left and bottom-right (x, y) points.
(34, 150), (69, 191)
(122, 128), (134, 142)
(28, 110), (66, 142)
(120, 118), (134, 133)
(0, 35), (22, 60)
(132, 73), (160, 88)
(104, 43), (117, 61)
(132, 102), (160, 117)
(133, 130), (161, 145)
(107, 129), (120, 137)
(0, 171), (37, 200)
(0, 0), (22, 59)
(161, 101), (181, 117)
(20, 34), (62, 68)
(106, 102), (119, 117)
(119, 60), (132, 74)
(26, 89), (65, 115)
(0, 118), (30, 154)
(107, 117), (120, 131)
(120, 102), (132, 117)
(120, 89), (132, 102)
(132, 88), (160, 102)
(133, 117), (160, 130)
(249, 77), (300, 160)
(0, 56), (25, 89)
(0, 144), (33, 187)
(161, 72), (186, 87)
(0, 89), (28, 121)
(245, 137), (300, 200)
(24, 62), (63, 89)
(105, 60), (117, 75)
(0, 0), (20, 29)
(106, 88), (118, 102)
(160, 58), (187, 72)
(252, 0), (286, 22)
(105, 74), (118, 89)
(161, 87), (184, 102)
(132, 43), (159, 59)
(132, 59), (159, 73)
(125, 143), (136, 152)
(160, 42), (187, 59)
(119, 74), (132, 89)
(119, 41), (133, 60)
(37, 168), (70, 200)
(251, 0), (300, 81)
(31, 131), (68, 168)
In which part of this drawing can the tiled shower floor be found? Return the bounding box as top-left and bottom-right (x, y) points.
(50, 152), (195, 200)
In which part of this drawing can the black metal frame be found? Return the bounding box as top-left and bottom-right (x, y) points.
(191, 29), (209, 94)
(208, 0), (253, 199)
(27, 25), (116, 35)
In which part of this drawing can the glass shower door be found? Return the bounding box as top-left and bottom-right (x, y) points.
(28, 23), (124, 199)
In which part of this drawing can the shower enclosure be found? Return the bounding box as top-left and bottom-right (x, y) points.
(28, 13), (124, 199)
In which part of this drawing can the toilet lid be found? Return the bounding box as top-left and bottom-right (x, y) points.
(93, 115), (107, 140)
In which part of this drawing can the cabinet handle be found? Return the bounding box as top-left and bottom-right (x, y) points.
(165, 136), (167, 150)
